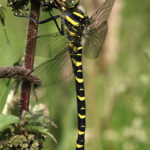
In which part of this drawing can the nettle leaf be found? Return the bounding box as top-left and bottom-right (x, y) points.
(24, 123), (57, 143)
(0, 114), (20, 130)
(28, 125), (57, 144)
(21, 110), (57, 143)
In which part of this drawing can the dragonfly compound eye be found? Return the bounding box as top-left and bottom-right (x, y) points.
(65, 0), (79, 8)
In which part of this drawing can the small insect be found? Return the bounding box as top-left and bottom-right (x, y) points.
(24, 0), (115, 149)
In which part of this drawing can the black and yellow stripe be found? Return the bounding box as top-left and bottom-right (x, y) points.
(63, 8), (89, 150)
(71, 45), (86, 150)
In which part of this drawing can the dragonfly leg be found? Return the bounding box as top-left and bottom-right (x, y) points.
(60, 18), (65, 35)
(48, 12), (64, 35)
(25, 15), (60, 24)
(20, 14), (64, 35)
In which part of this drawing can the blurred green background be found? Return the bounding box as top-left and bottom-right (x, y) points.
(0, 0), (150, 150)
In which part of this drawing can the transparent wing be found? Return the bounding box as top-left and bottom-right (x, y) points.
(34, 32), (68, 58)
(90, 0), (115, 26)
(83, 0), (115, 58)
(32, 47), (73, 86)
(83, 22), (108, 58)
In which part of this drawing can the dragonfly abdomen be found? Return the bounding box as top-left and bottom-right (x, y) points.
(69, 42), (86, 150)
(62, 7), (88, 150)
(72, 55), (86, 150)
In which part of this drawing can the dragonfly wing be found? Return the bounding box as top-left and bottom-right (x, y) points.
(33, 32), (68, 58)
(83, 0), (115, 58)
(83, 22), (108, 58)
(90, 0), (115, 27)
(32, 46), (73, 86)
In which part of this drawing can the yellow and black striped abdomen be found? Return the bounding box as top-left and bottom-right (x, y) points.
(63, 8), (89, 150)
(70, 45), (86, 150)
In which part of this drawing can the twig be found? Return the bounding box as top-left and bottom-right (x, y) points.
(20, 0), (40, 117)
(0, 66), (41, 86)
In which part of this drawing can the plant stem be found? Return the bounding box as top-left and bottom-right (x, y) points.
(20, 0), (40, 117)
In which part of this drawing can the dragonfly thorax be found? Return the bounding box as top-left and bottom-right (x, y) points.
(63, 8), (89, 42)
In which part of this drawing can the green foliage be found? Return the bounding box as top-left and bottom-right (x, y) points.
(0, 106), (57, 150)
(0, 114), (19, 130)
(0, 79), (13, 113)
(0, 4), (6, 26)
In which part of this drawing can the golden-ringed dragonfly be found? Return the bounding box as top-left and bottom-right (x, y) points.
(24, 0), (115, 149)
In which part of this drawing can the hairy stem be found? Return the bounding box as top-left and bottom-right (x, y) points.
(20, 0), (40, 117)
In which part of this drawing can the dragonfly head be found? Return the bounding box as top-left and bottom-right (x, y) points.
(57, 0), (80, 8)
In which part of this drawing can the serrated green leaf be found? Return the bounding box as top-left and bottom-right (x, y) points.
(0, 114), (20, 130)
(26, 125), (57, 143)
(35, 126), (57, 144)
